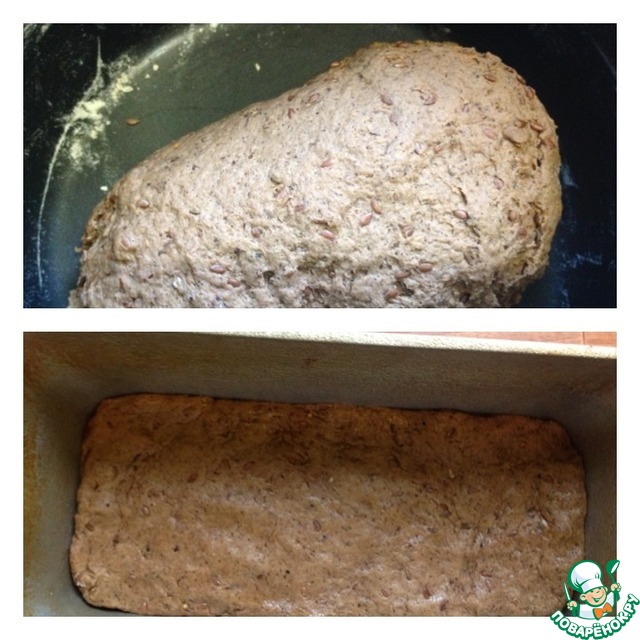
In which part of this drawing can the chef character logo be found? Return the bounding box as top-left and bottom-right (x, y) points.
(565, 560), (621, 620)
(551, 558), (639, 636)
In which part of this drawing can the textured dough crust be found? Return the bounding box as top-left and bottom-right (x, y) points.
(70, 394), (585, 616)
(69, 40), (562, 307)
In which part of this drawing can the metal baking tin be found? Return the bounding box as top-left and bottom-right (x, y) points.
(23, 332), (616, 615)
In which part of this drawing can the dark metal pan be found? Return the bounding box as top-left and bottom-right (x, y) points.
(23, 23), (616, 307)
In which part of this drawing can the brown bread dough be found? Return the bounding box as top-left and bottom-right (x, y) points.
(68, 40), (562, 307)
(70, 394), (585, 615)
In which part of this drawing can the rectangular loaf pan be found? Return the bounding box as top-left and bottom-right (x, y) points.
(23, 331), (616, 616)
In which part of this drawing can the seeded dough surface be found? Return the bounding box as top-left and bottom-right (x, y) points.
(69, 40), (562, 307)
(70, 394), (585, 616)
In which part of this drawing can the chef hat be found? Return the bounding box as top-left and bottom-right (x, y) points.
(569, 561), (604, 594)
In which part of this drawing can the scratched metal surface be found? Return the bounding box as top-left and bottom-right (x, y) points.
(23, 24), (616, 307)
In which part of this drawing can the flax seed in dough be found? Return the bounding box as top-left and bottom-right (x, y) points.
(69, 40), (562, 307)
(69, 394), (586, 615)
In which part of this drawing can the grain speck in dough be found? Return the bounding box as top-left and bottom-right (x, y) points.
(69, 394), (586, 616)
(69, 41), (562, 308)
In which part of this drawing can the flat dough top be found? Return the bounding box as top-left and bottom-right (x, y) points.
(70, 395), (585, 615)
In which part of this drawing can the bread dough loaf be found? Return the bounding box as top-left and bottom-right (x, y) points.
(68, 40), (562, 307)
(70, 394), (585, 615)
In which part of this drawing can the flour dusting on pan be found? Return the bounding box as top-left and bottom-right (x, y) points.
(34, 40), (137, 287)
(60, 24), (220, 172)
(35, 25), (222, 289)
(63, 49), (136, 170)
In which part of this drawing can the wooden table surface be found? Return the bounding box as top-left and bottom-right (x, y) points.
(403, 332), (616, 347)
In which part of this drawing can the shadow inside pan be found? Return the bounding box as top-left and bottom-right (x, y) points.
(23, 23), (616, 307)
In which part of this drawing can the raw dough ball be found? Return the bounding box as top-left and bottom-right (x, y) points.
(69, 41), (562, 307)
